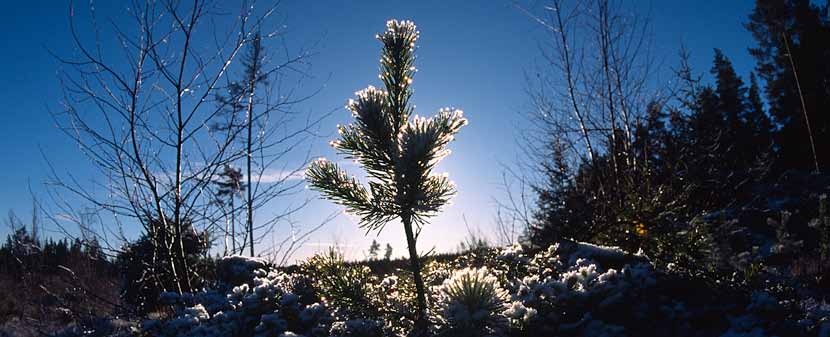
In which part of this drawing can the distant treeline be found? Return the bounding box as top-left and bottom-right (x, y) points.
(0, 227), (112, 277)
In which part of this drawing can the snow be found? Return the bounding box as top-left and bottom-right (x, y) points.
(140, 240), (812, 337)
(217, 255), (269, 286)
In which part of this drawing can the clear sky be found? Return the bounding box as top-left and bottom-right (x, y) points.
(0, 0), (757, 262)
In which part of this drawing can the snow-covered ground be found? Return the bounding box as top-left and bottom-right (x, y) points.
(131, 241), (827, 337)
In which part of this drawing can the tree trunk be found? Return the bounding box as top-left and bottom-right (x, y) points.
(246, 102), (254, 257)
(223, 205), (229, 256)
(402, 214), (428, 334)
(231, 197), (236, 255)
(245, 37), (260, 258)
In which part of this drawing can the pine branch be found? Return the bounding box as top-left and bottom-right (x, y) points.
(378, 20), (419, 133)
(306, 159), (391, 230)
(334, 86), (397, 182)
(411, 174), (456, 224)
(397, 109), (467, 207)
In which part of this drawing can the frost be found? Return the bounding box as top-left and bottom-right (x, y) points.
(139, 240), (812, 337)
(503, 301), (537, 323)
(217, 255), (269, 286)
(329, 319), (383, 337)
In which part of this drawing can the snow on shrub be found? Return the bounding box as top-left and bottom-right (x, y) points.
(141, 240), (814, 337)
(217, 255), (269, 286)
(143, 268), (332, 337)
(432, 266), (510, 337)
(503, 300), (537, 326)
(328, 319), (384, 337)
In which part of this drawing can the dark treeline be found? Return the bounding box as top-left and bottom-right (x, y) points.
(0, 227), (110, 277)
(528, 0), (830, 282)
(0, 224), (120, 333)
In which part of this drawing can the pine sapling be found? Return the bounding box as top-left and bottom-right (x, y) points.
(306, 19), (467, 333)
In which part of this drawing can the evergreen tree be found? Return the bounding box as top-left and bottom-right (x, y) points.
(710, 50), (759, 189)
(530, 137), (583, 244)
(746, 0), (830, 171)
(215, 32), (269, 257)
(711, 49), (747, 135)
(9, 227), (38, 260)
(384, 243), (393, 260)
(746, 73), (774, 151)
(214, 164), (245, 255)
(368, 239), (380, 260)
(115, 217), (212, 314)
(640, 102), (677, 183)
(686, 87), (727, 207)
(745, 72), (775, 177)
(306, 19), (467, 333)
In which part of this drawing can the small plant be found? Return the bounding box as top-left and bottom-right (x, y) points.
(306, 19), (467, 332)
(301, 248), (375, 319)
(433, 267), (509, 337)
(116, 217), (213, 314)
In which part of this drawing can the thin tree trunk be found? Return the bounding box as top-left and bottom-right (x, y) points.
(246, 102), (254, 257)
(223, 204), (229, 256)
(172, 1), (200, 292)
(402, 214), (428, 334)
(175, 96), (187, 292)
(231, 196), (237, 254)
(245, 35), (262, 258)
(551, 0), (597, 166)
(128, 46), (177, 294)
(782, 32), (820, 173)
(599, 0), (621, 189)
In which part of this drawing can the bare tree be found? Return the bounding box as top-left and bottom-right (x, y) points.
(48, 0), (325, 294)
(212, 30), (329, 258)
(493, 170), (533, 246)
(513, 0), (661, 239)
(518, 0), (656, 168)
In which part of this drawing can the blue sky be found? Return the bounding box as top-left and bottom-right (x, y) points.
(0, 0), (757, 262)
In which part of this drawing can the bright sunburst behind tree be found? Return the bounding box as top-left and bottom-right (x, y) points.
(305, 19), (467, 333)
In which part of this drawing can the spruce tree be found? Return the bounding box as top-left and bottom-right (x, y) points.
(746, 0), (829, 171)
(746, 72), (773, 153)
(711, 50), (752, 184)
(711, 49), (747, 134)
(306, 19), (467, 332)
(685, 86), (728, 209)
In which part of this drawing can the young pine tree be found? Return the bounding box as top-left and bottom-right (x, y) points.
(214, 164), (245, 255)
(384, 243), (393, 260)
(306, 19), (467, 332)
(368, 239), (380, 260)
(215, 32), (268, 257)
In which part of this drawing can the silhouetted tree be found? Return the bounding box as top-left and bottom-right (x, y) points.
(368, 240), (380, 260)
(384, 243), (393, 260)
(213, 31), (326, 259)
(115, 217), (212, 314)
(746, 0), (830, 172)
(306, 20), (467, 334)
(213, 165), (245, 255)
(746, 72), (774, 152)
